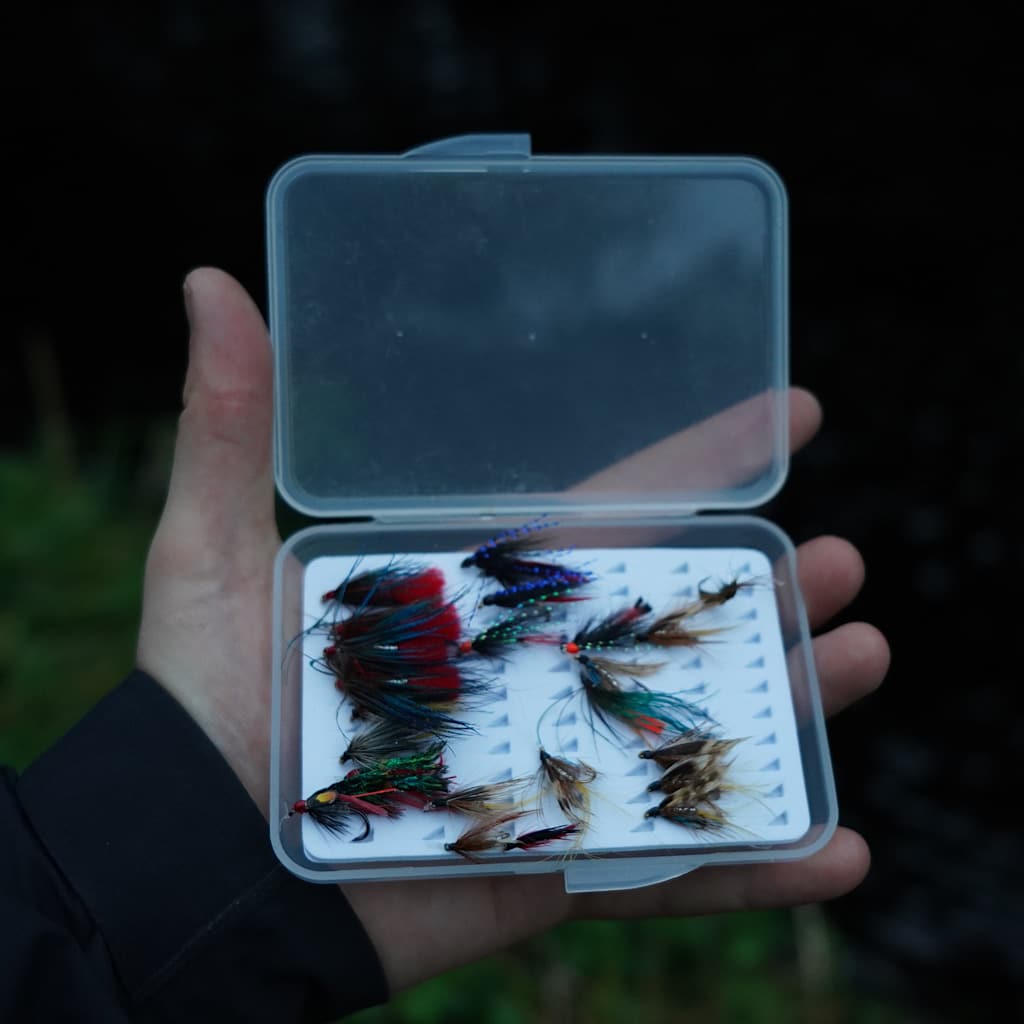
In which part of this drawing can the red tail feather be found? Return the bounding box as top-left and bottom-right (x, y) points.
(388, 567), (446, 604)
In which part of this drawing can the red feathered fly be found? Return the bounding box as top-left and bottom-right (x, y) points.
(323, 562), (446, 608)
(461, 519), (589, 589)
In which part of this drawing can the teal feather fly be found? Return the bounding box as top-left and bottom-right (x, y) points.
(577, 654), (711, 737)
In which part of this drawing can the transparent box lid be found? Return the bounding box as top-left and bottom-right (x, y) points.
(266, 134), (789, 520)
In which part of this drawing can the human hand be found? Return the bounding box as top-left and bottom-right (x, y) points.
(137, 267), (889, 992)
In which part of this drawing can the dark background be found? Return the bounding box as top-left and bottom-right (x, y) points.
(6, 5), (1021, 1019)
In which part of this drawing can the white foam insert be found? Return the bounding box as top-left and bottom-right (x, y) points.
(298, 546), (809, 864)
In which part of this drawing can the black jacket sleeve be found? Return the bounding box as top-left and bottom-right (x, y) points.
(2, 669), (389, 1022)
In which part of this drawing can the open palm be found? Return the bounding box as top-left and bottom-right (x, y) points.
(138, 268), (888, 992)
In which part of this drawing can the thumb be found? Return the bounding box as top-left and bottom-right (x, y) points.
(160, 267), (277, 551)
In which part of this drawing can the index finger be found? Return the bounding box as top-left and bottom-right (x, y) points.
(570, 387), (821, 495)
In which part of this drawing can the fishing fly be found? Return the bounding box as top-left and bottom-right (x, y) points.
(291, 747), (451, 839)
(644, 793), (731, 833)
(424, 777), (529, 817)
(645, 754), (726, 797)
(322, 561), (446, 608)
(444, 812), (580, 860)
(537, 748), (597, 827)
(505, 823), (581, 851)
(289, 787), (400, 840)
(480, 572), (592, 610)
(443, 811), (527, 860)
(696, 573), (764, 609)
(561, 598), (652, 656)
(563, 597), (728, 655)
(458, 606), (556, 659)
(460, 518), (590, 589)
(336, 675), (481, 737)
(321, 599), (463, 685)
(638, 731), (741, 769)
(317, 597), (495, 729)
(344, 746), (452, 799)
(340, 718), (441, 769)
(634, 605), (731, 649)
(576, 653), (710, 738)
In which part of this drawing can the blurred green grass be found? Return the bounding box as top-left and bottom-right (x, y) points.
(0, 435), (903, 1024)
(0, 440), (162, 768)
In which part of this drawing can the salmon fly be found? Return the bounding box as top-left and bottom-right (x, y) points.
(341, 719), (442, 769)
(289, 786), (401, 839)
(424, 777), (528, 816)
(322, 600), (462, 685)
(344, 746), (451, 800)
(337, 674), (481, 736)
(444, 812), (579, 860)
(645, 755), (725, 797)
(291, 747), (451, 839)
(458, 606), (556, 659)
(481, 571), (592, 609)
(443, 812), (527, 860)
(505, 823), (580, 850)
(561, 598), (652, 656)
(322, 561), (446, 608)
(461, 519), (589, 589)
(634, 605), (730, 649)
(321, 597), (493, 724)
(638, 731), (741, 769)
(696, 574), (761, 609)
(563, 598), (727, 654)
(537, 748), (597, 827)
(644, 793), (731, 832)
(577, 653), (710, 738)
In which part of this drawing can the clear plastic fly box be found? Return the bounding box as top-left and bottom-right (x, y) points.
(267, 134), (836, 892)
